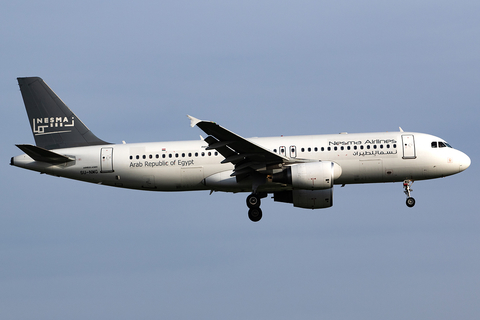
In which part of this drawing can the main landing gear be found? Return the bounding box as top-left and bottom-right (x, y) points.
(403, 180), (416, 208)
(246, 193), (266, 222)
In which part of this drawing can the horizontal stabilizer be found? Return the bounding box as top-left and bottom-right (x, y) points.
(16, 144), (74, 164)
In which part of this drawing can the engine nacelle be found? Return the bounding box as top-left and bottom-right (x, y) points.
(274, 189), (333, 209)
(272, 161), (342, 190)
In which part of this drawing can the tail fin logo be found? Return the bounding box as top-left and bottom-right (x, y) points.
(32, 116), (75, 136)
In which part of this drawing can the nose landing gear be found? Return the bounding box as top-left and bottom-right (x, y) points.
(246, 193), (266, 222)
(403, 180), (415, 207)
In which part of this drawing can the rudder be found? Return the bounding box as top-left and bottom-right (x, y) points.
(17, 77), (110, 150)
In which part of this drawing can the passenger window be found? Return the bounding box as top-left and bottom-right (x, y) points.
(129, 156), (133, 160)
(162, 154), (166, 158)
(321, 147), (324, 151)
(149, 154), (152, 159)
(314, 147), (318, 152)
(143, 155), (146, 159)
(195, 152), (198, 157)
(431, 142), (437, 148)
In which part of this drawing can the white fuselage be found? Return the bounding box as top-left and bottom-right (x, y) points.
(12, 131), (470, 193)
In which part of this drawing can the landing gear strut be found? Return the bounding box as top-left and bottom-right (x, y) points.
(246, 192), (266, 222)
(403, 180), (415, 208)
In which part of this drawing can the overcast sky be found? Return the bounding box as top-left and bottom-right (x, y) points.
(1, 1), (479, 319)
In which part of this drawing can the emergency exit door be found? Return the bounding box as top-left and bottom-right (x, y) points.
(289, 145), (297, 158)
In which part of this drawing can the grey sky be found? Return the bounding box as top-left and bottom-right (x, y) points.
(1, 1), (479, 319)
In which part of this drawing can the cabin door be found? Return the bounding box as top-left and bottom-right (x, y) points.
(401, 135), (416, 159)
(100, 147), (114, 173)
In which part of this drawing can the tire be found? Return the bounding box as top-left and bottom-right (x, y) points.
(406, 197), (416, 208)
(248, 208), (263, 222)
(246, 193), (261, 209)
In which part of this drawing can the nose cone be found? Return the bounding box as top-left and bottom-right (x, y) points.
(458, 152), (471, 172)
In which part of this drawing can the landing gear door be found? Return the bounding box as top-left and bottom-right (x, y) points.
(100, 147), (114, 173)
(401, 135), (416, 159)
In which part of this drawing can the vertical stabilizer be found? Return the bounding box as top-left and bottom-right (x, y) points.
(17, 77), (110, 150)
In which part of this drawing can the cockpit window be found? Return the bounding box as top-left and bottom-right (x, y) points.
(432, 141), (453, 148)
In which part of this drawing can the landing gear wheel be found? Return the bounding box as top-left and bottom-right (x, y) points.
(406, 197), (416, 208)
(403, 180), (416, 208)
(246, 193), (261, 209)
(248, 208), (263, 222)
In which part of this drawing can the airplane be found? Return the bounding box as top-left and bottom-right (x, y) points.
(11, 77), (471, 222)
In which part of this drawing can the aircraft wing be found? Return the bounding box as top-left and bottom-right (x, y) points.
(188, 115), (289, 177)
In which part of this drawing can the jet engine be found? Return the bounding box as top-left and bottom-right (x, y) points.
(272, 161), (342, 190)
(272, 161), (341, 209)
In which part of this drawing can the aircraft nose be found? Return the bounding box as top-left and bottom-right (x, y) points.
(458, 152), (471, 172)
